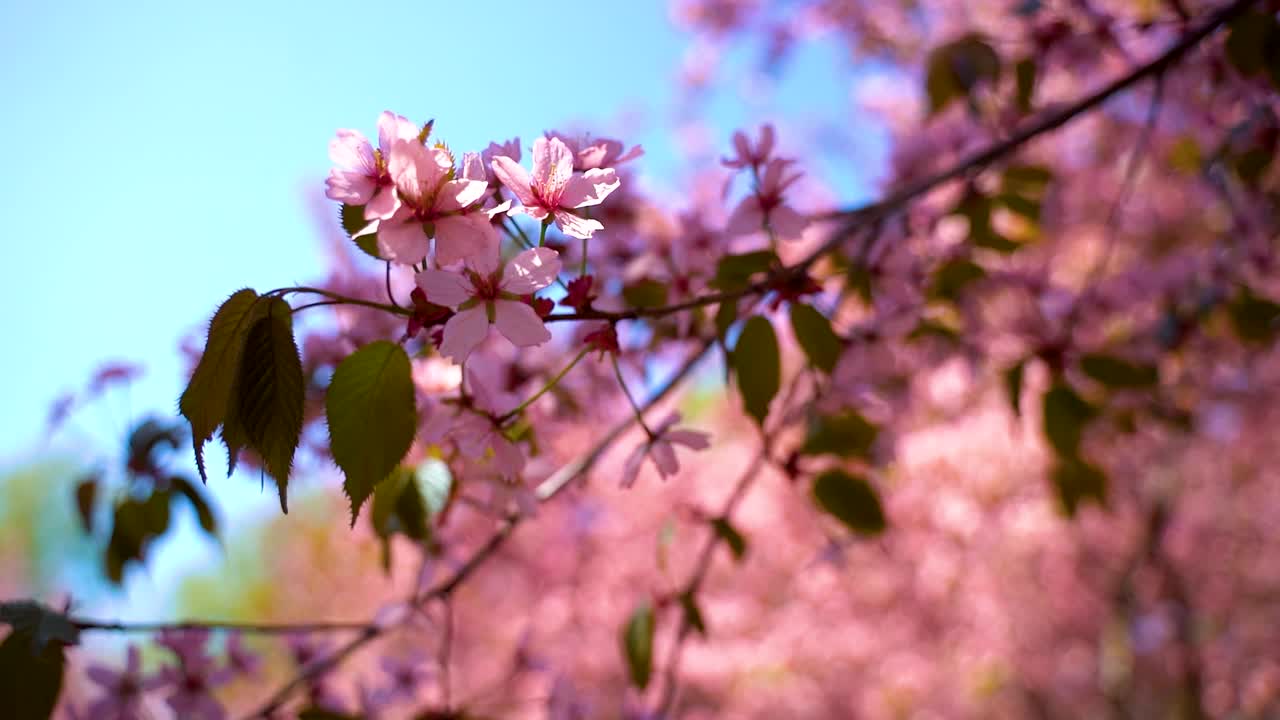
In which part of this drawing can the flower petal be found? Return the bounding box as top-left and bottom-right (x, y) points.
(438, 306), (490, 363)
(434, 214), (496, 267)
(650, 440), (679, 477)
(501, 248), (561, 294)
(493, 299), (551, 347)
(365, 185), (400, 220)
(724, 197), (765, 236)
(533, 136), (575, 197)
(377, 216), (429, 265)
(377, 111), (418, 156)
(559, 168), (620, 209)
(325, 169), (376, 205)
(329, 129), (375, 172)
(490, 156), (538, 207)
(552, 209), (603, 240)
(621, 443), (647, 488)
(768, 203), (808, 241)
(416, 269), (472, 308)
(665, 428), (711, 451)
(434, 178), (488, 213)
(461, 151), (486, 182)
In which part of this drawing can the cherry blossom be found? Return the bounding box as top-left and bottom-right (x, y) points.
(372, 140), (494, 266)
(721, 123), (776, 171)
(84, 645), (165, 720)
(324, 111), (418, 215)
(416, 247), (562, 363)
(725, 157), (808, 241)
(621, 412), (711, 488)
(490, 136), (621, 239)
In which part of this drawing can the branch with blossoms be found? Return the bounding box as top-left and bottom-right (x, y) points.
(5, 0), (1277, 717)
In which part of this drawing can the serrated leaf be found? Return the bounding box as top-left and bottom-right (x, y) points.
(801, 410), (879, 459)
(929, 258), (986, 301)
(1051, 457), (1107, 516)
(621, 602), (655, 690)
(233, 298), (304, 512)
(622, 279), (669, 309)
(340, 204), (381, 258)
(1004, 360), (1026, 418)
(680, 592), (707, 636)
(789, 303), (842, 373)
(812, 469), (886, 535)
(710, 517), (747, 561)
(1080, 354), (1158, 388)
(733, 316), (780, 426)
(171, 475), (219, 537)
(179, 289), (261, 482)
(712, 251), (777, 292)
(1041, 382), (1096, 458)
(327, 341), (418, 525)
(0, 625), (66, 720)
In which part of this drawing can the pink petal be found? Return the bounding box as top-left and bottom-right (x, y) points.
(365, 185), (400, 220)
(465, 245), (502, 277)
(666, 428), (711, 450)
(438, 306), (490, 363)
(329, 129), (375, 173)
(416, 269), (472, 308)
(434, 178), (488, 213)
(491, 436), (525, 479)
(377, 216), (429, 265)
(493, 300), (551, 347)
(650, 440), (680, 477)
(552, 209), (604, 240)
(452, 413), (493, 457)
(85, 666), (119, 687)
(389, 141), (425, 205)
(724, 197), (765, 236)
(501, 248), (561, 294)
(325, 169), (376, 205)
(434, 214), (496, 267)
(559, 168), (620, 209)
(461, 151), (486, 182)
(768, 203), (808, 241)
(377, 111), (418, 156)
(534, 136), (574, 197)
(490, 156), (538, 207)
(621, 443), (647, 488)
(759, 124), (776, 159)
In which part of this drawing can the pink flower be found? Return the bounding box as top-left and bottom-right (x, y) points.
(448, 367), (527, 481)
(157, 654), (232, 720)
(621, 412), (711, 488)
(416, 247), (561, 363)
(490, 137), (621, 239)
(85, 645), (166, 720)
(374, 141), (495, 266)
(547, 131), (644, 171)
(325, 111), (418, 216)
(722, 123), (775, 170)
(223, 632), (261, 677)
(155, 627), (211, 666)
(379, 651), (432, 703)
(725, 157), (808, 241)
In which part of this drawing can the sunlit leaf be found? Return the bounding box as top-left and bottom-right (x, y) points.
(621, 602), (655, 690)
(327, 341), (418, 524)
(340, 203), (381, 259)
(680, 591), (708, 637)
(789, 302), (842, 373)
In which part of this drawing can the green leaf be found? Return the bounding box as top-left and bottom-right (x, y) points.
(171, 475), (219, 537)
(733, 316), (780, 426)
(846, 265), (874, 303)
(715, 299), (738, 341)
(1041, 382), (1096, 458)
(1051, 457), (1107, 516)
(0, 624), (66, 720)
(712, 251), (777, 292)
(233, 298), (304, 512)
(74, 475), (97, 534)
(1224, 13), (1278, 76)
(179, 289), (261, 482)
(1227, 287), (1280, 343)
(812, 469), (887, 536)
(1014, 57), (1036, 112)
(621, 602), (655, 690)
(1079, 354), (1159, 389)
(680, 592), (708, 637)
(340, 203), (382, 259)
(929, 258), (986, 301)
(327, 341), (418, 524)
(1002, 165), (1053, 195)
(925, 35), (1001, 114)
(0, 601), (81, 649)
(299, 709), (362, 720)
(994, 192), (1041, 222)
(622, 279), (669, 309)
(1004, 360), (1026, 418)
(104, 493), (171, 584)
(801, 410), (878, 459)
(710, 517), (747, 561)
(789, 303), (842, 373)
